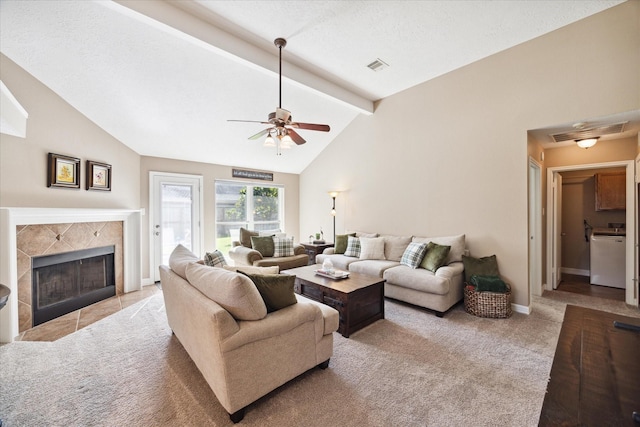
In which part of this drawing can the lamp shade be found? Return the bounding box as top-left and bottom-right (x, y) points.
(576, 137), (598, 149)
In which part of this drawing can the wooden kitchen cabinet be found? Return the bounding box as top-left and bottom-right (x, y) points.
(595, 172), (625, 211)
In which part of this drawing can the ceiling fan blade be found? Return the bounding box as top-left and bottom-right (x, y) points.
(248, 128), (271, 140)
(290, 122), (330, 132)
(228, 119), (271, 124)
(287, 129), (306, 145)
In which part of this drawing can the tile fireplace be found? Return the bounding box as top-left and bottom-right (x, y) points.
(0, 208), (142, 343)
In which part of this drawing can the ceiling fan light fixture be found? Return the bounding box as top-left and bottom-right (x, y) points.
(280, 133), (294, 149)
(576, 137), (599, 149)
(263, 134), (276, 147)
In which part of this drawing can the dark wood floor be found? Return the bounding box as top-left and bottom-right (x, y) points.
(557, 273), (625, 302)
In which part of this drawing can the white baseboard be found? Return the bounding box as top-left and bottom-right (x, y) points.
(141, 278), (155, 287)
(511, 303), (530, 315)
(561, 267), (589, 277)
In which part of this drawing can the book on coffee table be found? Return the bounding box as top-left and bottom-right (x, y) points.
(314, 269), (349, 280)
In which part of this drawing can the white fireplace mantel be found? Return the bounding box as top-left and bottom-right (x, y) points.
(0, 207), (143, 343)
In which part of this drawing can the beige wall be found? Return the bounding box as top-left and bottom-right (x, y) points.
(139, 156), (299, 281)
(0, 54), (140, 209)
(300, 1), (640, 307)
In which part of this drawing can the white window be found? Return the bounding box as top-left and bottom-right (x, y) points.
(215, 180), (284, 256)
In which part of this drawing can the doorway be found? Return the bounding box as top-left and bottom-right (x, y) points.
(529, 157), (542, 298)
(150, 172), (203, 282)
(546, 161), (637, 306)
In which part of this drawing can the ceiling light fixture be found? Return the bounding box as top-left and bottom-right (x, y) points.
(576, 137), (599, 149)
(227, 38), (330, 156)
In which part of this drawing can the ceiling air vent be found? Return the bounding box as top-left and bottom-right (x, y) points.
(367, 58), (389, 72)
(550, 121), (627, 143)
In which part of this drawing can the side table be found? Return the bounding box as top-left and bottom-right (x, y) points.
(300, 242), (334, 265)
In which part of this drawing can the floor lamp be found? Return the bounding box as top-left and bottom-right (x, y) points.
(329, 191), (339, 243)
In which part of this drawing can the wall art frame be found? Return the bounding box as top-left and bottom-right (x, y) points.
(47, 152), (80, 189)
(86, 160), (112, 191)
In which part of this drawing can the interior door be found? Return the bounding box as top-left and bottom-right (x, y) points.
(151, 172), (202, 282)
(529, 158), (542, 297)
(552, 172), (563, 289)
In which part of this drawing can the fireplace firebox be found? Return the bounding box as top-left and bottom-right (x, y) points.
(31, 245), (116, 326)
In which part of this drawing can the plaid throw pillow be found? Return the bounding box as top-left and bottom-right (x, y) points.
(272, 236), (294, 257)
(343, 236), (361, 258)
(400, 242), (428, 269)
(204, 250), (227, 267)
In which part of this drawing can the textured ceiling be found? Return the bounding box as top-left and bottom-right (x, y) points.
(0, 0), (625, 173)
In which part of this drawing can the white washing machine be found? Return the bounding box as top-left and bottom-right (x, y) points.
(590, 230), (625, 288)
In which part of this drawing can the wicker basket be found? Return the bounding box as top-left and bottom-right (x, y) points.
(464, 284), (512, 318)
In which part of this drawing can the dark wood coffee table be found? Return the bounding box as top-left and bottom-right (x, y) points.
(539, 305), (640, 426)
(283, 264), (385, 338)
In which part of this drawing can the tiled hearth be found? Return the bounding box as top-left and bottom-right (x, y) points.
(17, 284), (160, 342)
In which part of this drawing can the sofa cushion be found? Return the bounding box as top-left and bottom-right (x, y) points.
(412, 234), (465, 265)
(349, 259), (400, 277)
(344, 236), (361, 258)
(184, 262), (267, 320)
(240, 273), (298, 313)
(334, 233), (356, 254)
(203, 250), (227, 267)
(239, 227), (259, 248)
(273, 236), (295, 257)
(223, 265), (279, 275)
(359, 237), (386, 260)
(353, 231), (379, 238)
(400, 242), (429, 269)
(383, 264), (457, 295)
(382, 235), (412, 262)
(462, 254), (500, 282)
(251, 235), (275, 257)
(169, 244), (200, 279)
(420, 242), (451, 272)
(315, 254), (361, 270)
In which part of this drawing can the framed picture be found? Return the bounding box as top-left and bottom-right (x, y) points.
(86, 160), (112, 191)
(47, 153), (80, 189)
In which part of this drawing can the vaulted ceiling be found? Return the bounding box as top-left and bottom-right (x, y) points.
(0, 0), (624, 173)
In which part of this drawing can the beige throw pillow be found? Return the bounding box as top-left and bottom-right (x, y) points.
(185, 262), (267, 321)
(359, 237), (386, 260)
(223, 265), (280, 275)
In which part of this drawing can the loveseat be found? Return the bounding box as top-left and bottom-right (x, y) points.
(316, 232), (466, 317)
(228, 227), (309, 270)
(160, 245), (339, 423)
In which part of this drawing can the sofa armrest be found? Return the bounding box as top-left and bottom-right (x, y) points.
(294, 244), (306, 256)
(322, 247), (336, 255)
(229, 245), (263, 266)
(220, 301), (322, 352)
(436, 261), (464, 279)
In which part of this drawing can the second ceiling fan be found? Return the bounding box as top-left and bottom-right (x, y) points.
(228, 38), (330, 154)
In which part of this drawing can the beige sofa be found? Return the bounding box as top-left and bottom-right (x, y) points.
(316, 233), (466, 317)
(160, 245), (338, 423)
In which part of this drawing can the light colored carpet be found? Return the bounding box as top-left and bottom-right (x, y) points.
(1, 290), (638, 426)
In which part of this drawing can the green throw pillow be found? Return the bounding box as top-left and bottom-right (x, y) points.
(470, 275), (509, 293)
(334, 233), (356, 254)
(420, 242), (451, 272)
(240, 272), (298, 312)
(239, 227), (259, 248)
(251, 235), (275, 257)
(462, 254), (500, 282)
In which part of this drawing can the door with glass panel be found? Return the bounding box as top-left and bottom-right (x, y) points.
(151, 173), (202, 282)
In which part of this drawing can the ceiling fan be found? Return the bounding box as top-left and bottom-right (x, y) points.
(228, 38), (330, 155)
